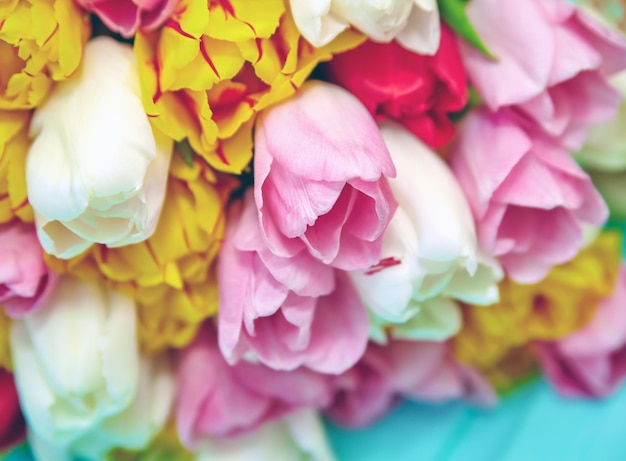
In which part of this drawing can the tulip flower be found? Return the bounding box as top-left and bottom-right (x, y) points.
(0, 0), (90, 110)
(459, 0), (626, 149)
(0, 221), (57, 318)
(218, 191), (369, 374)
(450, 109), (608, 283)
(26, 36), (173, 259)
(27, 356), (175, 460)
(290, 0), (440, 54)
(254, 81), (397, 272)
(176, 326), (332, 448)
(326, 340), (496, 427)
(10, 275), (139, 445)
(194, 410), (335, 461)
(324, 26), (467, 148)
(350, 123), (502, 342)
(537, 265), (626, 398)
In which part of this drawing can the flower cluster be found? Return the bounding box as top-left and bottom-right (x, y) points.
(1, 0), (626, 459)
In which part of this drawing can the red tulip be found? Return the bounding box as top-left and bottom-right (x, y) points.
(324, 25), (467, 149)
(0, 369), (26, 452)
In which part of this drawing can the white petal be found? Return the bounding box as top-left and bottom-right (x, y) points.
(396, 0), (441, 54)
(289, 0), (349, 47)
(195, 410), (335, 461)
(70, 356), (174, 459)
(349, 207), (419, 323)
(10, 276), (140, 446)
(382, 122), (479, 268)
(26, 36), (173, 258)
(390, 297), (462, 341)
(332, 0), (415, 42)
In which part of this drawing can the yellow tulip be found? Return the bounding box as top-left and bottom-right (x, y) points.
(134, 0), (364, 174)
(0, 310), (11, 370)
(452, 231), (622, 392)
(0, 0), (90, 109)
(0, 110), (32, 223)
(46, 155), (238, 354)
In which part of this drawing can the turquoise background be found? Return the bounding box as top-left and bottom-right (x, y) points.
(327, 379), (626, 461)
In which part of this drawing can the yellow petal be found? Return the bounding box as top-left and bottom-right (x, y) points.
(452, 231), (622, 392)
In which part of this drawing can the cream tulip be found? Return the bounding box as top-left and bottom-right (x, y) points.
(11, 276), (139, 447)
(350, 122), (503, 342)
(194, 410), (335, 461)
(27, 356), (175, 461)
(26, 36), (172, 259)
(290, 0), (440, 54)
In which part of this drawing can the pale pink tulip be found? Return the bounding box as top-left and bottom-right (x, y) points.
(0, 221), (57, 318)
(450, 109), (607, 283)
(254, 81), (397, 271)
(460, 0), (626, 149)
(326, 340), (496, 427)
(175, 326), (333, 449)
(217, 191), (369, 374)
(537, 266), (626, 398)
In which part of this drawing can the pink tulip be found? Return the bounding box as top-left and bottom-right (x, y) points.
(0, 221), (57, 318)
(450, 109), (607, 283)
(460, 0), (626, 149)
(175, 325), (333, 449)
(217, 191), (370, 374)
(76, 0), (179, 38)
(326, 340), (496, 427)
(254, 81), (397, 271)
(537, 266), (626, 398)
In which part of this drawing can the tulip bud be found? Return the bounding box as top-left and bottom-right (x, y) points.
(350, 123), (502, 342)
(290, 0), (440, 54)
(11, 276), (139, 444)
(26, 36), (172, 259)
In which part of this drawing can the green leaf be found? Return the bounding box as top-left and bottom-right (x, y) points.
(438, 0), (497, 60)
(176, 139), (195, 167)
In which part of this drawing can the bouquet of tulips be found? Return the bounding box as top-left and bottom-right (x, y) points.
(2, 0), (626, 459)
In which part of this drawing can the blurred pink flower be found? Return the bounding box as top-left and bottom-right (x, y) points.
(537, 266), (626, 398)
(326, 340), (496, 428)
(254, 81), (397, 271)
(76, 0), (179, 38)
(450, 109), (607, 284)
(460, 0), (626, 149)
(175, 325), (333, 449)
(0, 221), (57, 318)
(217, 191), (369, 374)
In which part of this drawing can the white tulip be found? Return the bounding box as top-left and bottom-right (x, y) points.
(350, 122), (503, 342)
(290, 0), (440, 54)
(26, 36), (172, 259)
(11, 276), (173, 459)
(28, 356), (175, 461)
(194, 410), (335, 461)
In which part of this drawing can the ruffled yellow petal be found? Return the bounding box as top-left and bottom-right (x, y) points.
(0, 0), (90, 109)
(108, 420), (193, 461)
(452, 231), (622, 392)
(46, 155), (238, 354)
(206, 0), (284, 42)
(0, 310), (11, 371)
(135, 0), (364, 174)
(0, 110), (33, 223)
(242, 10), (365, 112)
